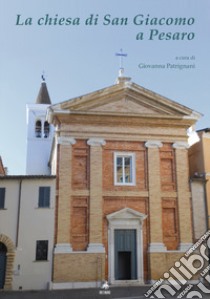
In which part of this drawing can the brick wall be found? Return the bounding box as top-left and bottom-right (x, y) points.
(103, 141), (147, 191)
(54, 137), (192, 282)
(54, 253), (105, 282)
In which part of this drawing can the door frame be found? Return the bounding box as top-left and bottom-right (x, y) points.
(106, 208), (147, 284)
(114, 229), (137, 280)
(0, 243), (7, 289)
(0, 234), (15, 290)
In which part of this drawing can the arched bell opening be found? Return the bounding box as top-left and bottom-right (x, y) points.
(35, 120), (42, 138)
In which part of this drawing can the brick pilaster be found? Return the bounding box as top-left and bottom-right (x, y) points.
(145, 140), (166, 252)
(55, 137), (76, 253)
(87, 138), (106, 252)
(173, 141), (193, 249)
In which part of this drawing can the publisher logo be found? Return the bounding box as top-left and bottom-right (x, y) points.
(144, 231), (210, 298)
(99, 280), (111, 295)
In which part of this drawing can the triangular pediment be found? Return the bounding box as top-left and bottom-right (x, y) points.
(89, 96), (160, 114)
(50, 81), (201, 120)
(106, 207), (147, 221)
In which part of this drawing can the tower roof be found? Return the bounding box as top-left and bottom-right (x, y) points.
(36, 81), (51, 104)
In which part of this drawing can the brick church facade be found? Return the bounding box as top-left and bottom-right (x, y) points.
(47, 76), (200, 288)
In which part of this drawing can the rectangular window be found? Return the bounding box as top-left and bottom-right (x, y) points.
(0, 188), (5, 209)
(114, 153), (135, 185)
(38, 187), (50, 208)
(36, 240), (48, 261)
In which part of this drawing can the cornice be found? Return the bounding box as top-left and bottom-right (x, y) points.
(48, 82), (201, 123)
(87, 138), (106, 146)
(57, 136), (76, 145)
(173, 141), (189, 149)
(145, 140), (163, 148)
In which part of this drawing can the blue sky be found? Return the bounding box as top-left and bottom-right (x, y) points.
(0, 0), (210, 174)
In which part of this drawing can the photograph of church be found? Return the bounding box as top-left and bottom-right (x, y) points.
(0, 72), (204, 290)
(47, 74), (201, 288)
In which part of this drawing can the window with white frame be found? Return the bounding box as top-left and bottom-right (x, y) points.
(38, 186), (50, 208)
(0, 188), (5, 209)
(114, 153), (135, 185)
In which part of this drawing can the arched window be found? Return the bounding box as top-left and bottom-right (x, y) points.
(35, 120), (42, 138)
(44, 121), (50, 138)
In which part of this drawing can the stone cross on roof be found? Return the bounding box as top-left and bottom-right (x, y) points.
(115, 49), (127, 77)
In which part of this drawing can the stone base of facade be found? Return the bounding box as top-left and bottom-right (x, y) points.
(50, 279), (147, 290)
(53, 252), (106, 283)
(54, 243), (73, 253)
(149, 279), (199, 285)
(50, 281), (102, 290)
(148, 243), (167, 252)
(178, 243), (193, 251)
(53, 249), (201, 286)
(149, 252), (183, 280)
(111, 280), (145, 286)
(149, 251), (200, 281)
(87, 243), (105, 253)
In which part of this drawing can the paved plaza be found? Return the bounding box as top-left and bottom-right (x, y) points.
(1, 285), (210, 299)
(0, 286), (153, 299)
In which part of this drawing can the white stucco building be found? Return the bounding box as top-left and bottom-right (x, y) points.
(0, 175), (55, 290)
(0, 80), (56, 290)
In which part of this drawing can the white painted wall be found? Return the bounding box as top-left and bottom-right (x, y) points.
(49, 137), (57, 176)
(0, 177), (55, 290)
(26, 104), (54, 175)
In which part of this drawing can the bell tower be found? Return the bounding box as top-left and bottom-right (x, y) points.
(26, 79), (53, 175)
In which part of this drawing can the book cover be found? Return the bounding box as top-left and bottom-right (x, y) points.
(0, 1), (210, 295)
(0, 1), (209, 172)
